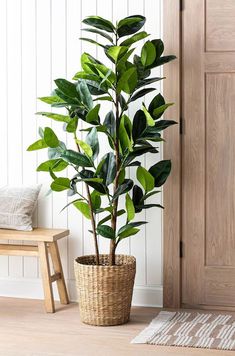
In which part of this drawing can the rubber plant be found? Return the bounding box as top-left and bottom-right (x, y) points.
(28, 15), (176, 266)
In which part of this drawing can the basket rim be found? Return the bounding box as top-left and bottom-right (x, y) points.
(74, 254), (136, 267)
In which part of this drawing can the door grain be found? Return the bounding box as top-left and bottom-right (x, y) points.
(182, 0), (235, 308)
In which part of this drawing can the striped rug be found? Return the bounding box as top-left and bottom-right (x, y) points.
(131, 311), (235, 351)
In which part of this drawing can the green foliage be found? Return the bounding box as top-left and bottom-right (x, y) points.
(28, 13), (176, 264)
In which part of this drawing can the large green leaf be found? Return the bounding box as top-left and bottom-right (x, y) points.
(44, 127), (59, 148)
(117, 225), (140, 239)
(113, 179), (133, 201)
(103, 111), (116, 138)
(98, 209), (125, 226)
(141, 41), (156, 67)
(76, 139), (93, 157)
(132, 110), (147, 143)
(117, 15), (146, 37)
(117, 67), (137, 94)
(119, 115), (133, 153)
(153, 103), (174, 120)
(80, 52), (101, 74)
(91, 190), (101, 210)
(27, 139), (47, 151)
(82, 16), (115, 33)
(76, 80), (93, 110)
(148, 55), (177, 69)
(142, 104), (155, 127)
(37, 159), (68, 172)
(97, 225), (115, 239)
(130, 88), (155, 102)
(38, 95), (65, 105)
(79, 37), (106, 49)
(81, 28), (114, 43)
(54, 79), (78, 99)
(51, 177), (70, 192)
(86, 127), (99, 159)
(36, 112), (70, 123)
(48, 141), (66, 159)
(125, 193), (135, 222)
(99, 152), (116, 186)
(66, 117), (78, 133)
(132, 185), (144, 213)
(120, 31), (149, 46)
(73, 201), (91, 219)
(151, 39), (164, 58)
(86, 104), (100, 125)
(148, 93), (165, 116)
(149, 160), (171, 187)
(136, 77), (165, 90)
(137, 166), (154, 193)
(79, 169), (106, 194)
(61, 150), (93, 167)
(106, 46), (128, 63)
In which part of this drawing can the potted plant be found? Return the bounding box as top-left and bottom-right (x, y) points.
(28, 14), (176, 326)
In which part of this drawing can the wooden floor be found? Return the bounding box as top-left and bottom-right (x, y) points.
(0, 297), (234, 356)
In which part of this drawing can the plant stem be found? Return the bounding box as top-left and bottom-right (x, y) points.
(109, 34), (120, 266)
(74, 135), (100, 265)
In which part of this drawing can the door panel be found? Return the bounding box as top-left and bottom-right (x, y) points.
(182, 0), (235, 307)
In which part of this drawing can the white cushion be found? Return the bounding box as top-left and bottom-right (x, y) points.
(0, 185), (41, 231)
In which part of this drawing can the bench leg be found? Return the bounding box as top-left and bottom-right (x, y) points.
(38, 241), (55, 313)
(49, 241), (69, 305)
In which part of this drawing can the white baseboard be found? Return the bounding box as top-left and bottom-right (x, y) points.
(0, 278), (163, 307)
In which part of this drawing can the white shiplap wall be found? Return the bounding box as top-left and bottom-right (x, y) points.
(0, 0), (163, 306)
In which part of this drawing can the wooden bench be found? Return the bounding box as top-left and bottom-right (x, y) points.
(0, 228), (70, 313)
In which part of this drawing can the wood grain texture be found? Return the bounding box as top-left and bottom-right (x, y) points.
(49, 241), (69, 305)
(0, 298), (233, 356)
(0, 228), (69, 242)
(38, 241), (55, 313)
(163, 0), (181, 308)
(206, 0), (235, 51)
(182, 0), (235, 308)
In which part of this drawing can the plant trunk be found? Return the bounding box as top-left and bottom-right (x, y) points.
(75, 140), (100, 265)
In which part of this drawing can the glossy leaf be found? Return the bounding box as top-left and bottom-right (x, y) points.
(151, 39), (164, 58)
(132, 110), (147, 143)
(149, 55), (177, 69)
(99, 152), (116, 186)
(113, 179), (133, 201)
(81, 52), (101, 74)
(132, 185), (144, 213)
(37, 159), (68, 172)
(98, 209), (125, 226)
(91, 190), (101, 210)
(76, 139), (93, 157)
(76, 80), (93, 110)
(79, 169), (106, 194)
(36, 112), (70, 123)
(27, 139), (47, 151)
(66, 117), (78, 133)
(153, 103), (174, 120)
(120, 31), (149, 46)
(61, 150), (93, 167)
(141, 41), (156, 67)
(130, 88), (155, 102)
(81, 28), (113, 43)
(106, 46), (128, 62)
(117, 67), (137, 94)
(118, 226), (139, 240)
(51, 177), (70, 192)
(137, 166), (154, 193)
(142, 104), (155, 127)
(119, 115), (133, 153)
(149, 160), (172, 187)
(38, 96), (65, 105)
(54, 79), (78, 99)
(125, 193), (135, 222)
(148, 93), (165, 116)
(44, 127), (59, 148)
(79, 37), (106, 49)
(73, 201), (91, 219)
(117, 15), (146, 37)
(82, 16), (115, 33)
(86, 127), (99, 159)
(97, 225), (115, 239)
(86, 104), (100, 125)
(103, 111), (116, 138)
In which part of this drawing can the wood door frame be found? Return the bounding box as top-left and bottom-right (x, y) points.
(163, 0), (181, 308)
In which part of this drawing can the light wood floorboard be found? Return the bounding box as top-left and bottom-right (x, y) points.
(0, 297), (234, 356)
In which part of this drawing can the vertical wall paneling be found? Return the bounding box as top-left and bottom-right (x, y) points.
(0, 0), (9, 277)
(0, 0), (164, 306)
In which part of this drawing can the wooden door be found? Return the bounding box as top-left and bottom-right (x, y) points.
(182, 0), (235, 308)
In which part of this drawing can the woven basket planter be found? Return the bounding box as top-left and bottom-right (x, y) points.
(74, 254), (136, 326)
